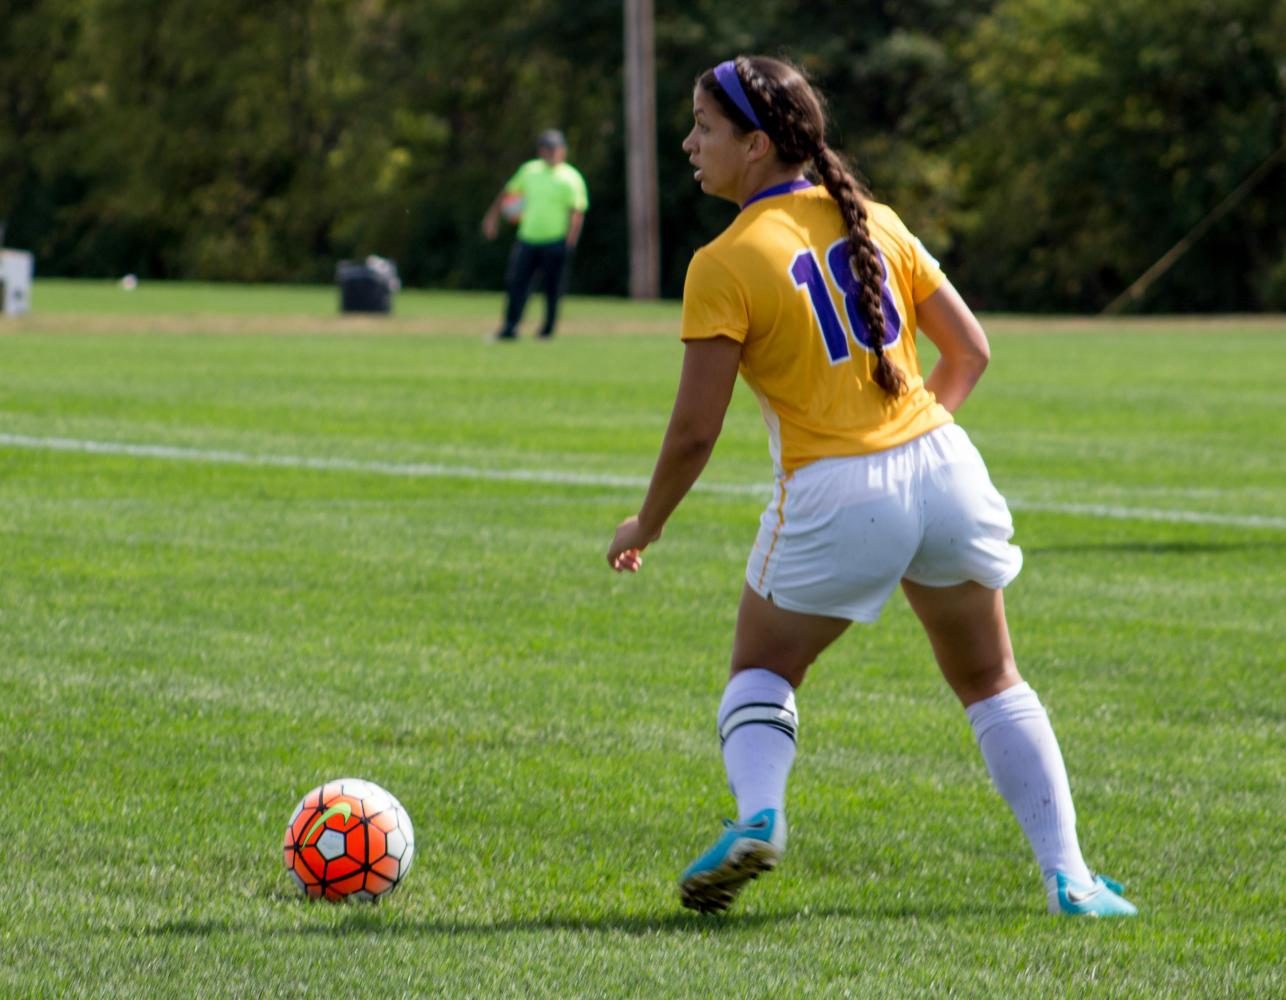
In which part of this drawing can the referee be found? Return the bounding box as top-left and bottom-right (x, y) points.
(482, 129), (589, 340)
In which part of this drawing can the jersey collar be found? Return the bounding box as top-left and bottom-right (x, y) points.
(741, 177), (815, 211)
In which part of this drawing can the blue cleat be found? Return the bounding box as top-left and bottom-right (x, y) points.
(679, 808), (786, 913)
(1046, 872), (1138, 917)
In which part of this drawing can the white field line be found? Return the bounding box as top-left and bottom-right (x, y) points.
(2, 432), (1284, 530)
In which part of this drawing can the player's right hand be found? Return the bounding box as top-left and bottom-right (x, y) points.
(607, 516), (656, 572)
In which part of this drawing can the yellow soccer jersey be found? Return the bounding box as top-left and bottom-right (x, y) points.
(680, 184), (952, 474)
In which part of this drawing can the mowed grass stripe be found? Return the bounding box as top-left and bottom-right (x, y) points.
(3, 431), (1284, 530)
(1, 288), (1283, 998)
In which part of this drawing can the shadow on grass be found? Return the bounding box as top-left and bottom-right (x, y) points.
(143, 899), (1029, 939)
(1025, 540), (1282, 557)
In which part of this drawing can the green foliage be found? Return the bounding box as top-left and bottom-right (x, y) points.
(651, 0), (994, 295)
(3, 2), (1282, 308)
(1262, 250), (1286, 310)
(952, 0), (1284, 311)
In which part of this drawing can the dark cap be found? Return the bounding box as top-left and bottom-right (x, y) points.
(537, 129), (566, 149)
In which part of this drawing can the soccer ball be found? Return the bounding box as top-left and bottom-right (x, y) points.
(500, 191), (524, 223)
(282, 777), (415, 902)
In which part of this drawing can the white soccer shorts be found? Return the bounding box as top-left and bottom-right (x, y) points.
(745, 423), (1023, 622)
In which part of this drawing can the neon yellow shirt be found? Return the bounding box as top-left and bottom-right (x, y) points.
(504, 160), (589, 243)
(680, 185), (951, 474)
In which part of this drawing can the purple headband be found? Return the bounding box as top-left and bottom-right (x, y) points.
(713, 60), (763, 130)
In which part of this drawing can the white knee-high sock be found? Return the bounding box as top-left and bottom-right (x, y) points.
(718, 668), (798, 821)
(966, 682), (1093, 883)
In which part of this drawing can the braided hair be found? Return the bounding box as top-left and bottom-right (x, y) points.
(698, 56), (907, 397)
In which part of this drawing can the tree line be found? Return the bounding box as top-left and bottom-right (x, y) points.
(3, 0), (1282, 312)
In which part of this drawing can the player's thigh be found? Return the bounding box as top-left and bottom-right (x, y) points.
(730, 584), (850, 688)
(900, 578), (1019, 705)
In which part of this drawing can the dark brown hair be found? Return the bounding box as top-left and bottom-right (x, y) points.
(698, 55), (907, 396)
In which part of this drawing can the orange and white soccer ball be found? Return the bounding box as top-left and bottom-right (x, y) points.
(282, 778), (415, 902)
(500, 191), (524, 223)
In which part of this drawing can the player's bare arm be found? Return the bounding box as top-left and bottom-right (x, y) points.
(608, 335), (741, 571)
(915, 279), (990, 412)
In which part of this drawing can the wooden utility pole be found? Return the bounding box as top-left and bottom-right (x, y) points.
(624, 0), (659, 299)
(1102, 144), (1285, 315)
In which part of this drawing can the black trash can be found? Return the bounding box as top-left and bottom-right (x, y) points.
(337, 260), (394, 314)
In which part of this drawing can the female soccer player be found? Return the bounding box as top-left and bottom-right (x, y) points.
(606, 55), (1136, 918)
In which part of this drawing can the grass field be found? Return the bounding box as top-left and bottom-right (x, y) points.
(2, 280), (1283, 997)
